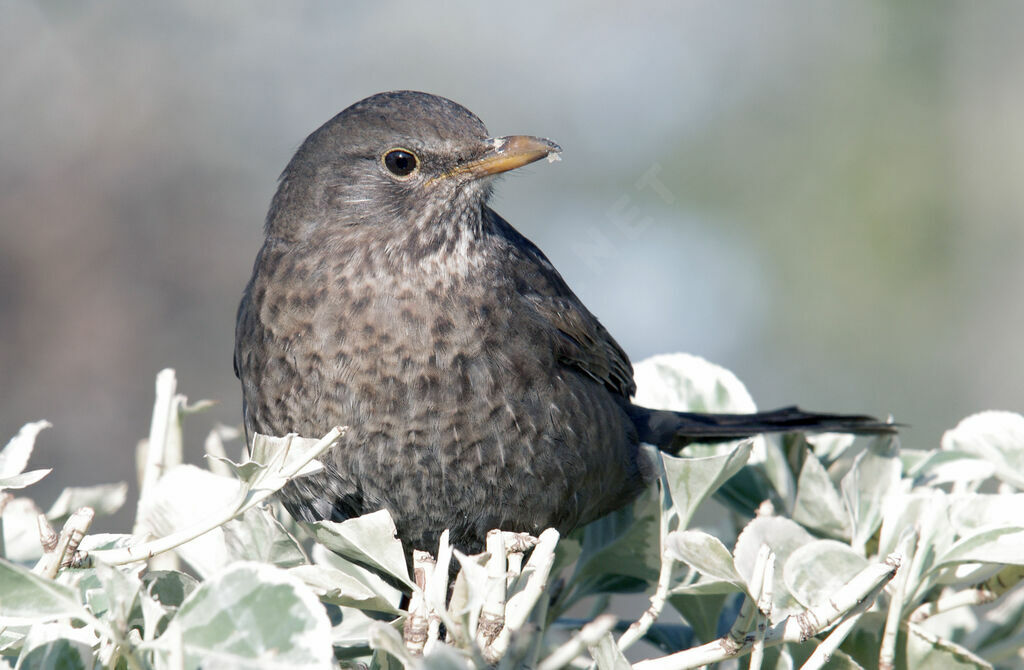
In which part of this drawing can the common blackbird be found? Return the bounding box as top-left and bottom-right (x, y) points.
(234, 91), (893, 553)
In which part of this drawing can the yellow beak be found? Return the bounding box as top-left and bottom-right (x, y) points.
(447, 135), (562, 180)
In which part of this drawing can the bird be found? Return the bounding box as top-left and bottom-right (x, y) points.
(234, 90), (894, 554)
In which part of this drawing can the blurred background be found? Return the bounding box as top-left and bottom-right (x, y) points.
(2, 2), (1023, 530)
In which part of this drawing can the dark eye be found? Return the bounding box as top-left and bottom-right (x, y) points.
(383, 149), (419, 177)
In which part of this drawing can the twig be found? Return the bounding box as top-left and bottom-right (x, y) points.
(502, 530), (540, 554)
(488, 528), (559, 661)
(504, 528), (558, 630)
(904, 621), (992, 668)
(728, 544), (772, 653)
(632, 554), (900, 670)
(507, 551), (524, 585)
(879, 529), (917, 670)
(537, 615), (617, 670)
(910, 564), (1024, 623)
(800, 610), (866, 670)
(801, 576), (882, 670)
(37, 513), (58, 553)
(35, 507), (94, 578)
(479, 530), (508, 661)
(404, 550), (433, 656)
(504, 530), (538, 589)
(424, 530), (453, 655)
(617, 537), (675, 652)
(749, 548), (776, 670)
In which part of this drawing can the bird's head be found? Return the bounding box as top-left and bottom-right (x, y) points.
(265, 91), (560, 245)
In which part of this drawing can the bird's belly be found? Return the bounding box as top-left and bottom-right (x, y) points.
(257, 291), (641, 552)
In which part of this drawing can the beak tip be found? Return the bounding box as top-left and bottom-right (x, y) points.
(457, 135), (563, 180)
(492, 135), (561, 155)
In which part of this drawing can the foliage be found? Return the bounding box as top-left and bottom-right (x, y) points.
(2, 355), (1024, 669)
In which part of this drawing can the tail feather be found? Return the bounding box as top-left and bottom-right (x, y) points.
(628, 404), (897, 453)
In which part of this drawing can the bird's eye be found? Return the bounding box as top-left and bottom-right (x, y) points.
(383, 149), (419, 178)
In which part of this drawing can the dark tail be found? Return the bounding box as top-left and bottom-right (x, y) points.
(628, 404), (897, 453)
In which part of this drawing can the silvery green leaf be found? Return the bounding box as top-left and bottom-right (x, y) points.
(805, 432), (857, 465)
(760, 436), (796, 513)
(632, 352), (758, 414)
(905, 621), (992, 669)
(368, 621), (414, 668)
(665, 530), (747, 594)
(141, 570), (199, 640)
(156, 561), (333, 669)
(46, 482), (128, 522)
(0, 626), (24, 654)
(634, 352), (767, 515)
(0, 469), (51, 491)
(661, 440), (753, 528)
(905, 450), (995, 487)
(329, 605), (378, 658)
(784, 540), (868, 609)
(878, 491), (949, 558)
(942, 411), (1024, 491)
(931, 527), (1024, 573)
(210, 432), (335, 492)
(76, 533), (135, 554)
(248, 433), (327, 482)
(304, 510), (412, 588)
(901, 448), (933, 474)
(135, 464), (238, 578)
(145, 570), (197, 609)
(311, 542), (403, 612)
(16, 621), (95, 670)
(567, 484), (661, 602)
(949, 493), (1024, 535)
(209, 457), (266, 483)
(961, 580), (1024, 654)
(841, 435), (902, 552)
(733, 516), (815, 617)
(669, 577), (744, 596)
(0, 421), (50, 480)
(204, 424), (243, 478)
(222, 507), (307, 568)
(588, 631), (631, 670)
(666, 590), (729, 644)
(0, 557), (87, 623)
(91, 560), (143, 630)
(0, 497), (44, 562)
(792, 451), (851, 539)
(289, 563), (401, 614)
(879, 491), (955, 603)
(450, 549), (489, 620)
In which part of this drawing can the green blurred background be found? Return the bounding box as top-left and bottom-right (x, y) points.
(3, 2), (1022, 528)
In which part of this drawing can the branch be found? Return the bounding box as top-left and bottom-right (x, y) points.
(911, 564), (1024, 623)
(879, 529), (917, 670)
(749, 547), (776, 670)
(486, 528), (559, 661)
(633, 553), (901, 670)
(404, 549), (433, 656)
(76, 427), (345, 567)
(478, 529), (508, 656)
